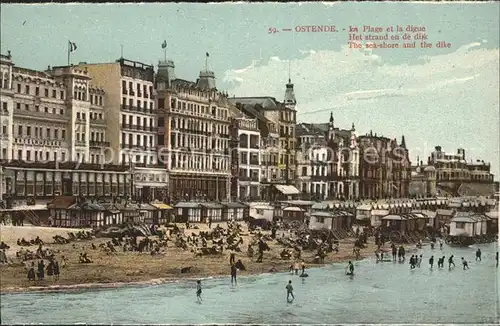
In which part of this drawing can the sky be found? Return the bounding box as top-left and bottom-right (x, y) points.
(1, 2), (499, 177)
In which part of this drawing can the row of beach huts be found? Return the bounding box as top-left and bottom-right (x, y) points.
(1, 196), (498, 243)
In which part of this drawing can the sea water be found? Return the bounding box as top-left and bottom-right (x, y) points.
(1, 242), (498, 324)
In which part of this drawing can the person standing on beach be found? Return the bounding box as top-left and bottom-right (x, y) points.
(429, 255), (434, 269)
(230, 263), (237, 285)
(229, 252), (236, 265)
(27, 262), (35, 281)
(391, 244), (397, 261)
(54, 260), (60, 281)
(196, 280), (203, 302)
(286, 280), (294, 302)
(475, 248), (481, 261)
(496, 252), (498, 267)
(417, 254), (423, 268)
(37, 260), (45, 280)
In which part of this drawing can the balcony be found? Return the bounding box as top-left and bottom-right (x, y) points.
(137, 92), (142, 98)
(122, 89), (128, 95)
(14, 137), (64, 147)
(121, 105), (156, 115)
(75, 140), (86, 147)
(89, 141), (111, 148)
(311, 175), (330, 182)
(129, 90), (135, 96)
(145, 93), (149, 99)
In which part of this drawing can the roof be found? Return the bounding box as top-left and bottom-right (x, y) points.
(222, 202), (247, 209)
(382, 214), (405, 221)
(357, 204), (372, 210)
(283, 200), (315, 206)
(48, 196), (76, 209)
(138, 203), (158, 210)
(275, 185), (300, 195)
(457, 183), (495, 197)
(151, 202), (173, 210)
(485, 211), (498, 219)
(174, 202), (202, 208)
(251, 205), (274, 210)
(283, 206), (305, 212)
(311, 211), (333, 217)
(230, 97), (280, 110)
(200, 202), (224, 209)
(371, 209), (389, 216)
(436, 209), (455, 216)
(420, 210), (437, 218)
(311, 202), (328, 210)
(0, 204), (48, 212)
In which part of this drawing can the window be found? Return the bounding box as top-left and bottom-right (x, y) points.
(52, 89), (56, 98)
(2, 126), (6, 134)
(17, 150), (22, 160)
(77, 112), (80, 120)
(61, 130), (66, 139)
(16, 103), (20, 110)
(2, 102), (6, 111)
(25, 85), (30, 94)
(27, 126), (31, 136)
(44, 88), (49, 97)
(44, 107), (49, 113)
(60, 91), (64, 99)
(35, 87), (40, 96)
(455, 222), (465, 229)
(26, 150), (31, 161)
(17, 84), (21, 93)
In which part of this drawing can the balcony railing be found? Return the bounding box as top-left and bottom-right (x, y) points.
(89, 141), (111, 148)
(121, 123), (158, 132)
(120, 105), (157, 115)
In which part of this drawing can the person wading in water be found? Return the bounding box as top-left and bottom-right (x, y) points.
(391, 244), (397, 261)
(429, 255), (434, 269)
(196, 280), (203, 302)
(286, 280), (294, 302)
(230, 263), (237, 285)
(496, 252), (498, 267)
(448, 255), (455, 269)
(346, 261), (354, 275)
(461, 257), (469, 270)
(475, 248), (481, 261)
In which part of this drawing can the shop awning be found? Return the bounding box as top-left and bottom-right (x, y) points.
(275, 185), (300, 195)
(151, 203), (173, 210)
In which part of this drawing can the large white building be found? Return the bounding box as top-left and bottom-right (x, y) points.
(155, 59), (231, 201)
(0, 51), (130, 205)
(77, 59), (169, 201)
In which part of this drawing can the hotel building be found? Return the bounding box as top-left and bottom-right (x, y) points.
(358, 132), (411, 199)
(295, 113), (360, 200)
(155, 59), (231, 201)
(427, 146), (495, 197)
(230, 79), (299, 200)
(229, 107), (261, 200)
(0, 51), (129, 206)
(76, 59), (168, 201)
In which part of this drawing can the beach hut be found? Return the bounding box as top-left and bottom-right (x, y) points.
(435, 209), (455, 226)
(382, 214), (407, 234)
(201, 202), (224, 222)
(449, 212), (481, 237)
(370, 209), (389, 227)
(221, 202), (246, 221)
(248, 203), (274, 221)
(283, 206), (306, 221)
(355, 204), (372, 224)
(150, 201), (173, 225)
(174, 202), (202, 223)
(115, 203), (141, 223)
(309, 211), (333, 230)
(100, 203), (124, 226)
(485, 210), (498, 234)
(67, 201), (106, 228)
(137, 203), (158, 224)
(48, 196), (77, 227)
(421, 210), (437, 228)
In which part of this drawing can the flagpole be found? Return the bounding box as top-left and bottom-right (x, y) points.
(67, 40), (70, 66)
(205, 54), (208, 71)
(164, 47), (166, 62)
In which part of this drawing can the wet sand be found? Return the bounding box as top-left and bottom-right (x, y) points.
(0, 224), (377, 294)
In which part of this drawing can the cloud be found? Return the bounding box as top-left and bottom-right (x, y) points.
(223, 43), (500, 176)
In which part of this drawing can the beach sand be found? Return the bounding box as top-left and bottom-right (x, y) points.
(0, 224), (377, 293)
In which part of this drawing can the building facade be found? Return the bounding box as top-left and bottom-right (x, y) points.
(156, 59), (231, 201)
(427, 146), (495, 196)
(77, 59), (168, 201)
(295, 113), (360, 200)
(229, 113), (261, 200)
(0, 51), (130, 205)
(409, 159), (437, 198)
(358, 132), (411, 199)
(230, 79), (299, 201)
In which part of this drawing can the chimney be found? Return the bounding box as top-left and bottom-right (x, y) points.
(197, 70), (216, 89)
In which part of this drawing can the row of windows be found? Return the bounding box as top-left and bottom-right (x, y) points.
(15, 82), (65, 100)
(90, 132), (105, 142)
(14, 125), (66, 139)
(121, 133), (155, 147)
(171, 118), (229, 134)
(171, 134), (229, 151)
(15, 102), (65, 115)
(121, 97), (155, 111)
(121, 115), (155, 127)
(121, 154), (157, 165)
(173, 99), (228, 120)
(171, 154), (229, 171)
(121, 81), (153, 98)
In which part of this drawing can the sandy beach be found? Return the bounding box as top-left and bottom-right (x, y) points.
(0, 223), (377, 294)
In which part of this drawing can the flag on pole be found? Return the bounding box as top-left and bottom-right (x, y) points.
(206, 52), (209, 57)
(69, 41), (77, 52)
(161, 40), (167, 49)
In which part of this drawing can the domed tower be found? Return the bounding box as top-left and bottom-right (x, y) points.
(424, 165), (437, 197)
